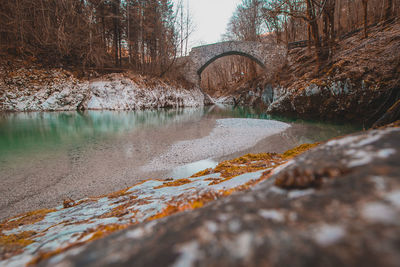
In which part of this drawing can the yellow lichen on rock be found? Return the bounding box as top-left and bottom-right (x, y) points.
(230, 153), (278, 164)
(0, 231), (36, 259)
(86, 224), (129, 242)
(149, 192), (220, 221)
(149, 145), (321, 221)
(106, 188), (131, 199)
(282, 143), (320, 159)
(191, 168), (213, 178)
(212, 153), (281, 183)
(154, 178), (192, 189)
(0, 209), (56, 232)
(192, 145), (320, 186)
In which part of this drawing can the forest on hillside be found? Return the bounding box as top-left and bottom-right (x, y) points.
(202, 0), (399, 93)
(0, 0), (399, 82)
(0, 0), (192, 76)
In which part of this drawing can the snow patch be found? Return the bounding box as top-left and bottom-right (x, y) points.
(361, 202), (398, 225)
(126, 228), (145, 239)
(326, 136), (360, 147)
(369, 176), (387, 191)
(305, 84), (321, 96)
(288, 189), (315, 199)
(204, 221), (218, 233)
(385, 191), (400, 209)
(313, 225), (346, 246)
(347, 150), (374, 167)
(258, 209), (285, 222)
(227, 232), (253, 260)
(173, 241), (203, 267)
(377, 149), (396, 158)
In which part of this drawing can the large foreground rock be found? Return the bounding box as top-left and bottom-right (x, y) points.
(42, 126), (400, 267)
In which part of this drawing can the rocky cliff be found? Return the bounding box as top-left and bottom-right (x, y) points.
(0, 70), (208, 112)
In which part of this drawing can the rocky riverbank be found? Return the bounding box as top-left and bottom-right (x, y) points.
(1, 123), (399, 266)
(0, 69), (208, 112)
(40, 125), (400, 267)
(221, 19), (400, 127)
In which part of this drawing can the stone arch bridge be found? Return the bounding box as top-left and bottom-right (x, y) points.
(183, 41), (286, 86)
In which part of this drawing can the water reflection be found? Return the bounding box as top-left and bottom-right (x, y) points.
(208, 105), (362, 141)
(0, 106), (361, 157)
(0, 108), (207, 153)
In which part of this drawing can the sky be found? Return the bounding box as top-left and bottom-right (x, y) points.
(173, 0), (242, 48)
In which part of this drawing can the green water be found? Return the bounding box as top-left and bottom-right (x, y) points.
(0, 108), (200, 154)
(0, 105), (363, 220)
(0, 106), (361, 158)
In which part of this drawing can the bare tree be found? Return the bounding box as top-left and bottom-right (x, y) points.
(385, 0), (394, 19)
(362, 0), (369, 38)
(0, 0), (187, 77)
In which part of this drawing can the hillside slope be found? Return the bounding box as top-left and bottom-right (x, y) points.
(229, 19), (400, 126)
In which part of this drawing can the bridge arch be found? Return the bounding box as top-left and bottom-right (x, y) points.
(197, 51), (266, 76)
(183, 41), (285, 86)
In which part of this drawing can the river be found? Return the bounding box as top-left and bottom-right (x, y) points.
(0, 105), (360, 220)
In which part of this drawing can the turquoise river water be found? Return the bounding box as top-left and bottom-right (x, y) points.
(0, 105), (361, 219)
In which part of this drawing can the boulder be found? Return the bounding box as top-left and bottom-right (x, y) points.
(41, 126), (400, 267)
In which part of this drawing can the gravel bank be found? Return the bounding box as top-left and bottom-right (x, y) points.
(142, 118), (291, 172)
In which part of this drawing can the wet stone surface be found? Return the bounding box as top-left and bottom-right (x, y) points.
(42, 127), (400, 267)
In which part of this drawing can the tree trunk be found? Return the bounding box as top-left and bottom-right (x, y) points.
(118, 27), (122, 67)
(385, 0), (393, 20)
(185, 1), (189, 56)
(307, 24), (312, 52)
(127, 1), (131, 65)
(362, 0), (368, 38)
(305, 0), (322, 67)
(99, 2), (106, 52)
(325, 0), (336, 59)
(346, 0), (355, 30)
(180, 0), (183, 57)
(112, 0), (120, 67)
(336, 0), (342, 36)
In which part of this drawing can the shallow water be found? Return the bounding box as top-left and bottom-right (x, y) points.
(0, 105), (361, 219)
(0, 106), (359, 162)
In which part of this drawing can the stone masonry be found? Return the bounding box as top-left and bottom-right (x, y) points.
(183, 41), (286, 86)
